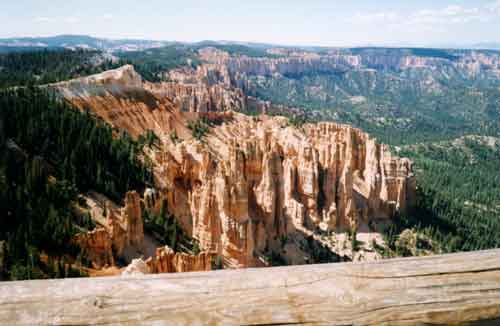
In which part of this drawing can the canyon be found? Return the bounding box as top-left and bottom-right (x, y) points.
(49, 58), (416, 273)
(2, 33), (500, 326)
(6, 42), (500, 279)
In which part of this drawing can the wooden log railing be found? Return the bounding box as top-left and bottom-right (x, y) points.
(2, 249), (500, 325)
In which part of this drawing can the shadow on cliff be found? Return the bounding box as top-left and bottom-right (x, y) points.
(264, 228), (348, 267)
(300, 230), (348, 264)
(384, 187), (460, 251)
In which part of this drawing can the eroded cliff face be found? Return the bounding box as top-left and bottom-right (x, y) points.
(74, 191), (144, 269)
(146, 246), (214, 273)
(198, 47), (500, 77)
(54, 65), (415, 268)
(199, 48), (366, 77)
(75, 190), (214, 274)
(74, 228), (114, 268)
(50, 65), (182, 139)
(154, 115), (415, 267)
(163, 48), (500, 111)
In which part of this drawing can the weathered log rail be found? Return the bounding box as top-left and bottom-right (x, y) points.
(2, 249), (500, 325)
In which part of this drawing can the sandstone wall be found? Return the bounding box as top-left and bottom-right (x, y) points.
(57, 65), (416, 268)
(146, 246), (214, 273)
(154, 115), (416, 267)
(74, 228), (114, 268)
(74, 191), (144, 268)
(197, 47), (500, 81)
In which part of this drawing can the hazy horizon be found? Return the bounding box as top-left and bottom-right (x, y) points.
(2, 0), (500, 47)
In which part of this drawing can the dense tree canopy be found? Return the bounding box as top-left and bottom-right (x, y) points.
(389, 140), (500, 253)
(116, 45), (201, 82)
(0, 88), (151, 280)
(0, 49), (119, 89)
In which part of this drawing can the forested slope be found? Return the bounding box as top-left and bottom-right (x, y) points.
(0, 88), (150, 280)
(115, 45), (201, 82)
(0, 49), (119, 88)
(247, 68), (500, 145)
(377, 137), (500, 257)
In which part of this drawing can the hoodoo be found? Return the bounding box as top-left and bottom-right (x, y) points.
(50, 65), (416, 268)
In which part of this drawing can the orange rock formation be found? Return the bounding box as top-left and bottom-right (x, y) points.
(74, 191), (144, 268)
(146, 246), (214, 273)
(56, 65), (415, 269)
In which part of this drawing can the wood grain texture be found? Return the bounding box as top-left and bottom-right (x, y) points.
(2, 249), (500, 325)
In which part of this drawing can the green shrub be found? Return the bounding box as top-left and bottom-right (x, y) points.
(187, 118), (211, 140)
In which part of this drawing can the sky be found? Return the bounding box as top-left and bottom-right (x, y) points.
(2, 0), (500, 47)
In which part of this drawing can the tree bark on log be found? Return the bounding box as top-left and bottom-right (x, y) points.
(2, 249), (500, 325)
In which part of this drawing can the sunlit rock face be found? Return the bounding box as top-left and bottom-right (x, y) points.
(198, 47), (500, 77)
(56, 65), (415, 268)
(74, 190), (144, 269)
(163, 116), (415, 267)
(146, 246), (214, 273)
